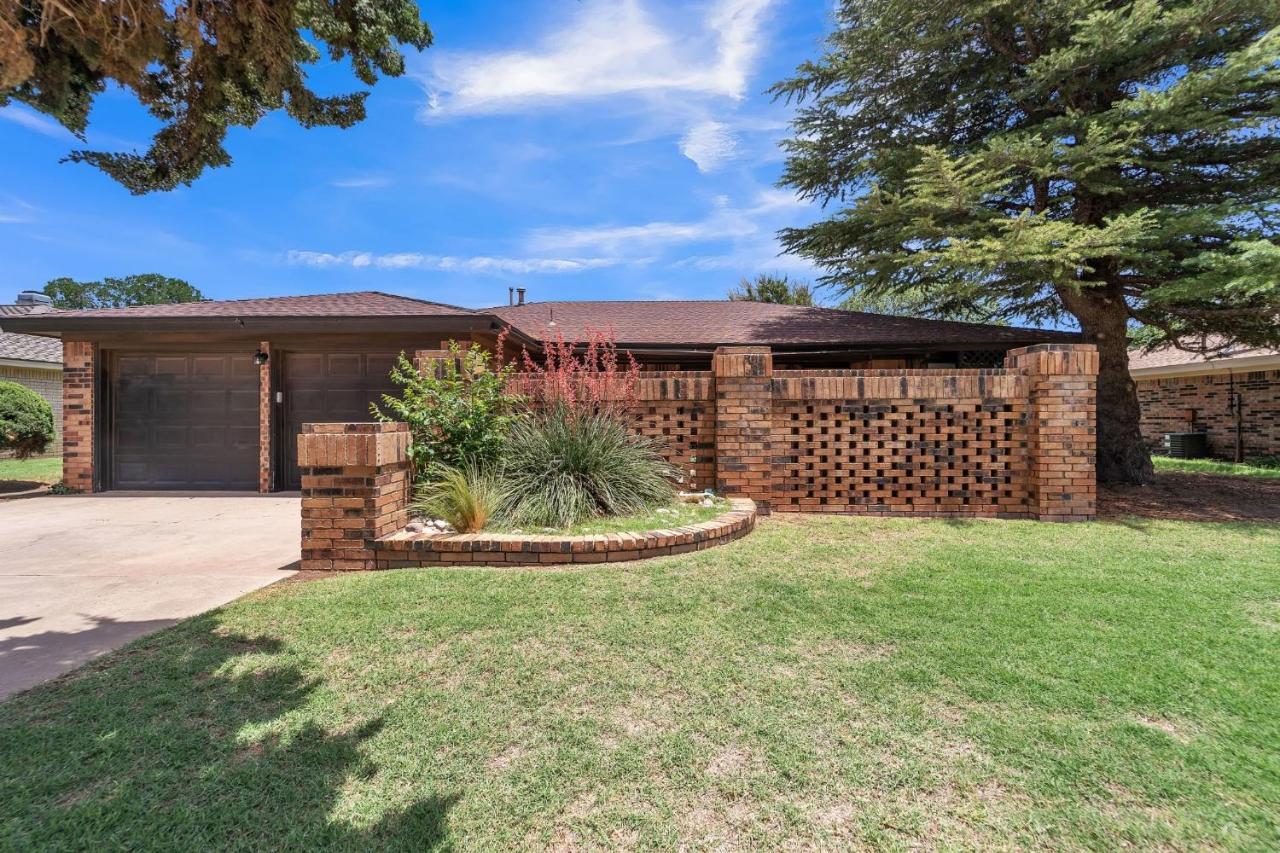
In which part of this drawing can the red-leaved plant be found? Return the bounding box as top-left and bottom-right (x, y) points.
(504, 326), (641, 414)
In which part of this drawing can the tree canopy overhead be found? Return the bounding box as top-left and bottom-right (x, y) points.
(773, 0), (1280, 483)
(0, 1), (432, 193)
(43, 274), (203, 309)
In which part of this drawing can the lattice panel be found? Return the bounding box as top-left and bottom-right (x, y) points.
(771, 399), (1030, 515)
(631, 402), (716, 491)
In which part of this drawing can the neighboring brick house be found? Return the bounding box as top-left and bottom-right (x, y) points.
(1130, 340), (1280, 460)
(0, 292), (62, 454)
(0, 290), (1077, 493)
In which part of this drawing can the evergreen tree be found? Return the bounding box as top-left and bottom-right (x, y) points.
(728, 274), (816, 305)
(1, 2), (431, 193)
(773, 0), (1280, 483)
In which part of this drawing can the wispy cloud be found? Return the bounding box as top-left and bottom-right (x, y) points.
(285, 250), (622, 275)
(526, 188), (805, 255)
(679, 120), (739, 172)
(330, 175), (392, 189)
(421, 0), (775, 117)
(0, 195), (38, 225)
(0, 105), (74, 139)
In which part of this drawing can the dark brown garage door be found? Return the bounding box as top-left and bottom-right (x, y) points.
(111, 353), (259, 490)
(281, 352), (399, 490)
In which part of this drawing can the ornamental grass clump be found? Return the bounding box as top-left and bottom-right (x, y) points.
(412, 461), (507, 533)
(500, 406), (678, 529)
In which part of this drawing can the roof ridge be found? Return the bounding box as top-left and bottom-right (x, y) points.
(364, 290), (480, 314)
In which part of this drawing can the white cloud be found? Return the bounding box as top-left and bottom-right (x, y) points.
(284, 250), (621, 275)
(526, 188), (805, 255)
(0, 105), (74, 139)
(330, 175), (391, 189)
(679, 120), (739, 172)
(421, 0), (774, 117)
(0, 195), (38, 225)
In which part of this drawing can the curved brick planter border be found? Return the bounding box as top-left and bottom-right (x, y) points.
(372, 498), (757, 569)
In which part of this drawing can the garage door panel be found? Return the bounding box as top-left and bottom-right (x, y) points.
(190, 389), (229, 413)
(326, 354), (363, 378)
(112, 353), (258, 491)
(191, 356), (231, 377)
(282, 352), (398, 490)
(154, 425), (190, 449)
(228, 389), (259, 413)
(153, 357), (188, 376)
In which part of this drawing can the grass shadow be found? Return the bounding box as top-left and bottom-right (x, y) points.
(0, 612), (459, 849)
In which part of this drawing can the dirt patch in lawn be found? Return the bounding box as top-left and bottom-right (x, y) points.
(1098, 471), (1280, 522)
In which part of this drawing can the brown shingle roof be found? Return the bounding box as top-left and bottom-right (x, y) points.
(0, 330), (61, 364)
(31, 290), (478, 319)
(0, 304), (61, 365)
(491, 300), (1076, 349)
(1129, 337), (1280, 372)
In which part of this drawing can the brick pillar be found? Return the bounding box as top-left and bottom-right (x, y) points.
(62, 340), (95, 492)
(1006, 344), (1099, 521)
(258, 341), (273, 494)
(298, 423), (411, 570)
(713, 346), (773, 510)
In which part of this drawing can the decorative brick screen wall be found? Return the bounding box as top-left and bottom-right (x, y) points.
(1136, 369), (1280, 458)
(770, 369), (1031, 516)
(463, 343), (1095, 520)
(500, 367), (718, 493)
(627, 373), (716, 492)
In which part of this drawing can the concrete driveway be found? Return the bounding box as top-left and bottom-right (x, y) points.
(0, 495), (299, 700)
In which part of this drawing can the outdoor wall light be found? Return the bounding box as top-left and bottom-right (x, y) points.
(253, 349), (269, 366)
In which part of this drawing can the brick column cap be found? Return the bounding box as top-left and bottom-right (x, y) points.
(300, 422), (407, 435)
(1005, 343), (1098, 376)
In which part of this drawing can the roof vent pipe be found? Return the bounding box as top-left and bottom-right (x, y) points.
(508, 286), (514, 306)
(16, 290), (52, 306)
(516, 287), (526, 305)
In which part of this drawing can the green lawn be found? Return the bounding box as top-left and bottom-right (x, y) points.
(490, 497), (728, 536)
(2, 515), (1278, 849)
(0, 455), (61, 484)
(1153, 455), (1280, 479)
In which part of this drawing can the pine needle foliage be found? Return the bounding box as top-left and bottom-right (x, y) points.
(773, 0), (1280, 483)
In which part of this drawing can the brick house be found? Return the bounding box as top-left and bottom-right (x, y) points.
(0, 290), (1077, 493)
(1131, 340), (1280, 460)
(0, 291), (62, 454)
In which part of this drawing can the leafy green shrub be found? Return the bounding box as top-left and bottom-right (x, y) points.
(0, 381), (55, 460)
(412, 461), (507, 533)
(499, 406), (678, 528)
(373, 341), (519, 478)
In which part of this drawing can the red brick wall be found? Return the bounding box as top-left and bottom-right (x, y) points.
(503, 344), (1097, 520)
(62, 341), (95, 492)
(504, 369), (718, 493)
(298, 422), (411, 570)
(1136, 369), (1280, 459)
(770, 370), (1031, 516)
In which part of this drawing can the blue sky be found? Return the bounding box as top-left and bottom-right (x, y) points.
(0, 0), (836, 310)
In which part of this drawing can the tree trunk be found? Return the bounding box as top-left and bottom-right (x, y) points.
(1072, 295), (1155, 485)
